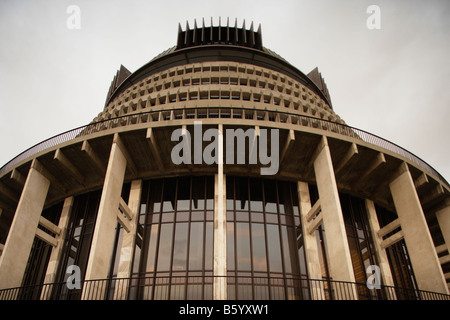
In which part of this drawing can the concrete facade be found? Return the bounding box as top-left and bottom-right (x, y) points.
(0, 21), (449, 300)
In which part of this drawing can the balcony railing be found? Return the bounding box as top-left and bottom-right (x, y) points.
(0, 107), (448, 189)
(0, 275), (449, 301)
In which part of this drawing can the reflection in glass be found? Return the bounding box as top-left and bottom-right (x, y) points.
(251, 224), (267, 272)
(173, 223), (188, 271)
(189, 222), (204, 270)
(236, 223), (251, 270)
(157, 224), (173, 271)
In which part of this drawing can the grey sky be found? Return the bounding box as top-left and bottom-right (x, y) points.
(0, 0), (449, 182)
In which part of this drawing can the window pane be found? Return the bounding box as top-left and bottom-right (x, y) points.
(281, 226), (299, 274)
(236, 223), (251, 270)
(227, 222), (235, 270)
(267, 224), (283, 272)
(251, 224), (267, 272)
(157, 224), (173, 271)
(173, 223), (188, 271)
(189, 222), (204, 270)
(145, 225), (159, 272)
(205, 222), (213, 270)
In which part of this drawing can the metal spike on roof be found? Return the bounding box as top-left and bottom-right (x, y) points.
(175, 18), (263, 50)
(201, 18), (206, 44)
(193, 19), (198, 45)
(249, 21), (255, 47)
(242, 20), (247, 45)
(226, 17), (230, 42)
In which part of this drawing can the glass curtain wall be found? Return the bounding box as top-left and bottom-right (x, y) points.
(226, 176), (309, 300)
(375, 204), (418, 299)
(340, 194), (379, 299)
(55, 190), (102, 299)
(20, 201), (63, 299)
(130, 176), (214, 300)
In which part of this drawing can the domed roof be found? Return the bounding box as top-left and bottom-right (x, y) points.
(104, 19), (333, 109)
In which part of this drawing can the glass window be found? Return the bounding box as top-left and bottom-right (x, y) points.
(157, 224), (174, 271)
(236, 223), (251, 270)
(251, 224), (267, 272)
(144, 225), (159, 273)
(227, 222), (235, 270)
(189, 222), (204, 270)
(266, 224), (283, 273)
(172, 223), (188, 271)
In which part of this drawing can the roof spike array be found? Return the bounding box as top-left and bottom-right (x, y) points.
(176, 18), (263, 50)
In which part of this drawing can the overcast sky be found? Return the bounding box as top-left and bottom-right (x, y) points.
(0, 0), (449, 183)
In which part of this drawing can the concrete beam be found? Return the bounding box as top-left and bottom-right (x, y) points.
(0, 181), (19, 203)
(436, 205), (450, 257)
(35, 228), (58, 247)
(119, 197), (133, 221)
(280, 129), (295, 165)
(439, 254), (450, 265)
(335, 143), (358, 175)
(0, 167), (50, 290)
(307, 212), (323, 235)
(54, 148), (85, 186)
(83, 137), (127, 298)
(41, 196), (74, 299)
(213, 124), (227, 300)
(39, 216), (61, 236)
(10, 168), (26, 186)
(146, 128), (164, 171)
(114, 179), (142, 300)
(81, 140), (106, 176)
(380, 230), (404, 249)
(117, 210), (131, 233)
(414, 173), (429, 189)
(420, 184), (445, 205)
(113, 133), (137, 176)
(377, 218), (401, 238)
(435, 244), (447, 255)
(312, 136), (356, 297)
(297, 181), (325, 299)
(31, 159), (66, 194)
(389, 163), (449, 294)
(306, 199), (321, 222)
(357, 152), (386, 185)
(365, 199), (396, 294)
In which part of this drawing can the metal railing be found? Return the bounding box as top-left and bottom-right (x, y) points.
(0, 107), (448, 189)
(0, 275), (449, 301)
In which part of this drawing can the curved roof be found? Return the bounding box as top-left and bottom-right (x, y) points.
(104, 20), (333, 109)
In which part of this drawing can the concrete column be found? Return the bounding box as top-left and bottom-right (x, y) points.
(297, 181), (325, 299)
(0, 166), (50, 290)
(436, 204), (450, 253)
(365, 199), (396, 299)
(389, 163), (449, 294)
(114, 179), (142, 300)
(82, 139), (127, 299)
(213, 124), (227, 300)
(41, 196), (74, 299)
(312, 136), (356, 299)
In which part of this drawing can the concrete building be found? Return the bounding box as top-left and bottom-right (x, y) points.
(0, 20), (449, 300)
